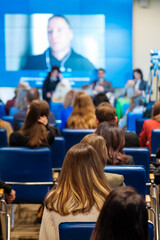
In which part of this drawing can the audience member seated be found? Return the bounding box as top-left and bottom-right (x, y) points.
(5, 81), (30, 115)
(91, 187), (148, 240)
(60, 90), (77, 129)
(81, 134), (125, 189)
(67, 91), (97, 129)
(92, 68), (114, 94)
(39, 143), (111, 240)
(13, 88), (56, 131)
(139, 100), (160, 153)
(95, 102), (140, 147)
(118, 68), (147, 129)
(42, 66), (61, 103)
(51, 79), (71, 102)
(92, 92), (110, 107)
(124, 68), (146, 99)
(0, 118), (13, 144)
(10, 100), (56, 147)
(0, 180), (16, 203)
(96, 121), (134, 165)
(92, 68), (114, 105)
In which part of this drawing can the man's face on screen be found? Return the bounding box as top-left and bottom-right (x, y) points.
(48, 17), (73, 57)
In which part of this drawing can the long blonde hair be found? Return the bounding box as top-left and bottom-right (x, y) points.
(81, 134), (108, 167)
(67, 91), (96, 129)
(45, 143), (111, 215)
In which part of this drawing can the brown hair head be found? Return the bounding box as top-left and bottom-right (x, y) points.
(63, 90), (77, 108)
(26, 88), (40, 104)
(67, 91), (96, 129)
(91, 187), (148, 240)
(19, 100), (50, 147)
(96, 121), (128, 165)
(151, 100), (160, 122)
(45, 143), (111, 215)
(95, 102), (116, 123)
(80, 134), (108, 167)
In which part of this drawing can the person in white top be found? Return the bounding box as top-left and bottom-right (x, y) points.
(39, 143), (111, 240)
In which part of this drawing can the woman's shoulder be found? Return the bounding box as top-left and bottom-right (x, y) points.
(105, 172), (125, 189)
(9, 131), (27, 146)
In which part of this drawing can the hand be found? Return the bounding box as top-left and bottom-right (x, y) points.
(46, 92), (52, 98)
(38, 116), (48, 126)
(127, 80), (135, 86)
(6, 189), (16, 204)
(95, 85), (104, 93)
(58, 73), (63, 80)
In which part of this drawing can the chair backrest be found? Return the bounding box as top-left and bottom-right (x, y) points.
(0, 128), (8, 147)
(136, 118), (149, 136)
(9, 106), (19, 116)
(2, 116), (14, 126)
(62, 129), (94, 152)
(0, 103), (5, 118)
(0, 147), (53, 203)
(59, 221), (153, 240)
(104, 165), (146, 197)
(59, 222), (95, 240)
(123, 147), (150, 182)
(127, 112), (143, 132)
(50, 102), (64, 120)
(151, 129), (160, 155)
(51, 137), (65, 168)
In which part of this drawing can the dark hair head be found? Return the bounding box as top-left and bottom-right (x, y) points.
(91, 187), (148, 240)
(95, 102), (116, 123)
(25, 100), (49, 127)
(133, 68), (143, 80)
(26, 88), (40, 104)
(95, 121), (128, 165)
(46, 66), (61, 80)
(93, 93), (109, 107)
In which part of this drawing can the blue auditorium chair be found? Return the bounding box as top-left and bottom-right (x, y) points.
(62, 129), (94, 152)
(136, 118), (149, 136)
(51, 137), (65, 168)
(0, 147), (53, 229)
(59, 222), (95, 240)
(151, 129), (160, 161)
(0, 147), (53, 203)
(123, 147), (150, 183)
(0, 103), (5, 118)
(50, 102), (64, 120)
(2, 115), (14, 126)
(59, 221), (154, 240)
(9, 106), (19, 116)
(104, 166), (146, 197)
(0, 128), (8, 147)
(127, 111), (143, 132)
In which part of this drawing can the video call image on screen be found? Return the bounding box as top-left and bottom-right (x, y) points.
(5, 14), (105, 75)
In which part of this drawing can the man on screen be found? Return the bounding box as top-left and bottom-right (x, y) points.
(23, 15), (95, 72)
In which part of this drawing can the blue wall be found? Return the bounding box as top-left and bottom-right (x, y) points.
(0, 0), (133, 88)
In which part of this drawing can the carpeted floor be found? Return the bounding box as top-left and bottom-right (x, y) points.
(8, 204), (41, 240)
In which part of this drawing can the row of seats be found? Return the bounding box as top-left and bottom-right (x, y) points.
(59, 221), (154, 240)
(0, 146), (155, 237)
(0, 128), (151, 180)
(0, 147), (147, 202)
